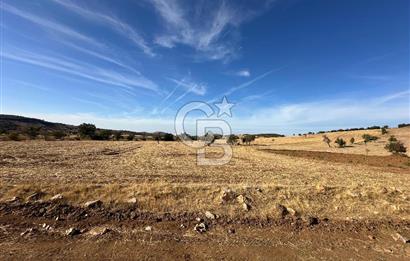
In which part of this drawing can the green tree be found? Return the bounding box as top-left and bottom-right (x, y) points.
(78, 123), (96, 139)
(227, 134), (239, 145)
(335, 137), (346, 148)
(26, 126), (40, 140)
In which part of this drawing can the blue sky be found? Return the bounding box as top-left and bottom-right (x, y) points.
(1, 0), (409, 134)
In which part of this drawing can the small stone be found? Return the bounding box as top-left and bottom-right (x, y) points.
(368, 235), (376, 240)
(242, 203), (250, 211)
(50, 194), (64, 201)
(20, 228), (36, 236)
(194, 223), (207, 233)
(6, 196), (20, 203)
(180, 224), (186, 228)
(26, 192), (45, 201)
(195, 217), (203, 222)
(236, 195), (246, 204)
(228, 228), (236, 234)
(66, 227), (81, 236)
(144, 226), (152, 231)
(127, 197), (137, 204)
(89, 227), (110, 236)
(392, 232), (410, 244)
(130, 211), (136, 219)
(287, 208), (298, 216)
(84, 200), (102, 208)
(205, 211), (216, 220)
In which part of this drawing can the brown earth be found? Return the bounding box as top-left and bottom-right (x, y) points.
(259, 149), (410, 174)
(0, 201), (409, 260)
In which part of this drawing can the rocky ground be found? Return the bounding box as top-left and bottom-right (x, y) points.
(0, 196), (409, 260)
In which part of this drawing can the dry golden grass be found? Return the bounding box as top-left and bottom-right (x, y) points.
(0, 127), (409, 221)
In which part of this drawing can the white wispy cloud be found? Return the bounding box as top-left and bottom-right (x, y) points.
(236, 69), (250, 77)
(1, 2), (102, 48)
(52, 0), (154, 56)
(168, 77), (207, 96)
(150, 0), (273, 61)
(2, 48), (159, 93)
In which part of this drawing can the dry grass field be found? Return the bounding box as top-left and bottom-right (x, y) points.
(0, 127), (409, 259)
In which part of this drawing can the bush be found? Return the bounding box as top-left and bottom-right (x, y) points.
(127, 133), (135, 141)
(25, 126), (41, 139)
(52, 130), (66, 140)
(203, 132), (215, 146)
(79, 123), (96, 139)
(227, 134), (239, 145)
(98, 130), (112, 140)
(388, 135), (397, 142)
(8, 132), (21, 141)
(241, 134), (255, 145)
(114, 131), (122, 141)
(350, 137), (355, 144)
(335, 138), (346, 148)
(162, 133), (174, 141)
(385, 140), (407, 155)
(381, 127), (388, 135)
(362, 134), (378, 144)
(367, 126), (380, 130)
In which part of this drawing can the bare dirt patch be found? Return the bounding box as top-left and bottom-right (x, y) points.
(259, 149), (410, 174)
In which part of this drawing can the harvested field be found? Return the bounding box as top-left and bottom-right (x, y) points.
(0, 128), (409, 259)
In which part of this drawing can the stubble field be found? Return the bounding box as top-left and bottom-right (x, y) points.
(0, 127), (409, 260)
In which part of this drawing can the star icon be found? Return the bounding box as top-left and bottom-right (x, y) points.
(215, 96), (234, 117)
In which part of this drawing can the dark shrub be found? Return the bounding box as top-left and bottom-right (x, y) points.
(350, 137), (355, 144)
(381, 127), (388, 135)
(227, 134), (239, 145)
(52, 130), (66, 140)
(163, 133), (175, 141)
(127, 133), (135, 141)
(79, 123), (96, 139)
(362, 134), (378, 144)
(398, 123), (410, 128)
(241, 134), (255, 145)
(8, 132), (21, 141)
(335, 138), (346, 148)
(385, 140), (407, 155)
(26, 126), (40, 139)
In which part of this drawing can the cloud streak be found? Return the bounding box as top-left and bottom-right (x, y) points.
(1, 2), (102, 48)
(52, 0), (154, 56)
(2, 48), (159, 93)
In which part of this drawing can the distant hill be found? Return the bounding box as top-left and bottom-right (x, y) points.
(0, 114), (77, 134)
(0, 114), (172, 139)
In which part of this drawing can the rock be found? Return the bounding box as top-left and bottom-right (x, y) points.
(255, 187), (262, 193)
(84, 200), (102, 208)
(307, 216), (319, 226)
(194, 223), (207, 233)
(130, 211), (137, 219)
(6, 196), (21, 203)
(205, 211), (216, 220)
(66, 227), (81, 236)
(242, 203), (250, 211)
(42, 223), (51, 230)
(89, 227), (110, 236)
(26, 192), (45, 201)
(195, 217), (203, 222)
(368, 235), (376, 240)
(127, 197), (137, 204)
(228, 228), (236, 234)
(144, 226), (152, 231)
(236, 195), (246, 204)
(180, 224), (186, 228)
(287, 207), (298, 217)
(20, 228), (36, 237)
(392, 232), (410, 244)
(50, 194), (64, 201)
(221, 189), (236, 203)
